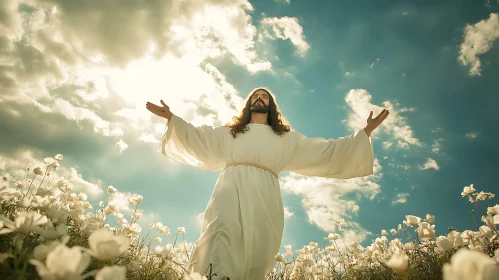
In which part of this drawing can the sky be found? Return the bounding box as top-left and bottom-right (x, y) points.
(1, 0), (499, 254)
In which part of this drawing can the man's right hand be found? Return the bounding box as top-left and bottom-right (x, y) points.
(146, 100), (172, 121)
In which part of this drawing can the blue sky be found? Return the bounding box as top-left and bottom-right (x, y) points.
(1, 0), (498, 253)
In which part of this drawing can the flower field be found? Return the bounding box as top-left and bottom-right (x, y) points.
(0, 154), (498, 280)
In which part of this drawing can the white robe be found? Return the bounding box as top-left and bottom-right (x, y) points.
(162, 114), (374, 280)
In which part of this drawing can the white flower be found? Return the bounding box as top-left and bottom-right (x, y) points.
(404, 242), (414, 250)
(385, 251), (409, 275)
(275, 254), (285, 263)
(478, 225), (493, 239)
(388, 238), (403, 254)
(87, 228), (130, 261)
(403, 215), (421, 227)
(123, 223), (141, 235)
(155, 237), (162, 243)
(448, 231), (464, 248)
(33, 238), (69, 263)
(45, 207), (69, 225)
(487, 205), (499, 216)
(0, 211), (48, 234)
(476, 191), (488, 201)
(132, 211), (142, 219)
(443, 248), (499, 280)
(77, 193), (88, 201)
(493, 215), (499, 225)
(178, 227), (186, 234)
(156, 223), (171, 235)
(461, 184), (476, 196)
(417, 222), (435, 239)
(461, 230), (476, 244)
(153, 244), (174, 258)
(128, 195), (144, 206)
(44, 157), (55, 165)
(81, 216), (105, 235)
(54, 154), (63, 161)
(381, 230), (388, 236)
(96, 265), (126, 280)
(436, 236), (453, 251)
(33, 167), (43, 176)
(33, 223), (68, 240)
(104, 203), (119, 215)
(29, 244), (90, 280)
(17, 197), (32, 208)
(390, 229), (397, 235)
(425, 214), (435, 222)
(328, 233), (340, 241)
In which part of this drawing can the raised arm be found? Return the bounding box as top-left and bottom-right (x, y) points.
(146, 100), (226, 172)
(282, 109), (388, 178)
(282, 129), (374, 179)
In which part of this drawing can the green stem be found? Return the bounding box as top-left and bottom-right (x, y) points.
(473, 200), (499, 236)
(37, 165), (50, 189)
(470, 210), (480, 231)
(18, 256), (29, 280)
(25, 175), (37, 196)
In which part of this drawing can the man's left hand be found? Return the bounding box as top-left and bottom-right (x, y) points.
(364, 109), (390, 136)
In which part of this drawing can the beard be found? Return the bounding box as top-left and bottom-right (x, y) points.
(250, 101), (270, 113)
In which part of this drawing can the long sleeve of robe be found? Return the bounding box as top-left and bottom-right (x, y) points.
(162, 114), (226, 171)
(161, 116), (375, 280)
(282, 128), (374, 178)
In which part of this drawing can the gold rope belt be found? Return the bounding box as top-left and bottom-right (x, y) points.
(224, 162), (278, 179)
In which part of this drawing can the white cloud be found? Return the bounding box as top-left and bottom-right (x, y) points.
(116, 140), (128, 153)
(284, 206), (294, 219)
(383, 141), (393, 149)
(420, 158), (439, 171)
(169, 3), (272, 73)
(370, 58), (380, 68)
(388, 163), (411, 170)
(466, 132), (479, 141)
(343, 89), (421, 149)
(0, 0), (282, 148)
(280, 159), (382, 243)
(52, 98), (124, 137)
(260, 17), (310, 56)
(458, 13), (499, 76)
(68, 168), (103, 198)
(432, 138), (443, 153)
(138, 212), (161, 228)
(392, 192), (409, 205)
(139, 133), (160, 144)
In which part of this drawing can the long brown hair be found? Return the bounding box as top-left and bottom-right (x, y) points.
(224, 87), (291, 138)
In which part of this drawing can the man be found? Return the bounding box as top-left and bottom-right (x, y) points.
(146, 87), (389, 280)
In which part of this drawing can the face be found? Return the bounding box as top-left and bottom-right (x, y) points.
(249, 89), (270, 113)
